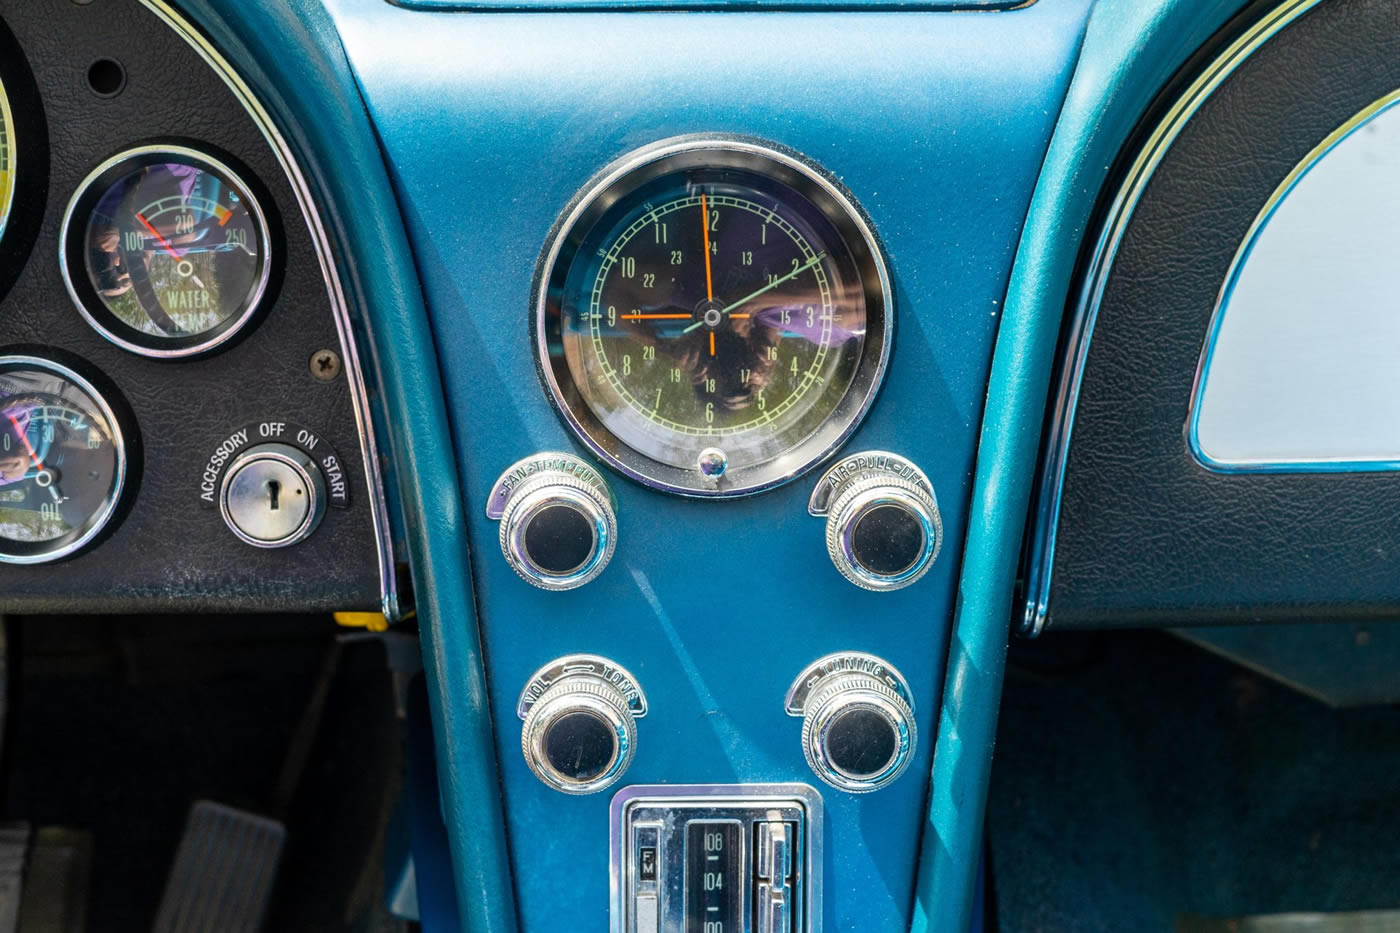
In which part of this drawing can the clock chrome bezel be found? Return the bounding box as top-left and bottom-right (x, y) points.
(535, 136), (893, 498)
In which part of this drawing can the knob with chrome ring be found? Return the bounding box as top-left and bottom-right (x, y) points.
(785, 652), (916, 793)
(517, 655), (647, 795)
(808, 451), (941, 592)
(486, 452), (618, 591)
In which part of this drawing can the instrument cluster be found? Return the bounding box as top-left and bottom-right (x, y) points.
(0, 0), (387, 613)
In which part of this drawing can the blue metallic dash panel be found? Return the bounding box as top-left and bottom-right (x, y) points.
(322, 2), (1088, 930)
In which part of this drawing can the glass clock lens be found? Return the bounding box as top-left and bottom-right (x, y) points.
(539, 141), (891, 496)
(0, 357), (126, 564)
(63, 146), (272, 357)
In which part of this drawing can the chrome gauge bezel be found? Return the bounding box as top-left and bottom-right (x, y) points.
(59, 144), (274, 359)
(0, 354), (129, 565)
(536, 137), (893, 498)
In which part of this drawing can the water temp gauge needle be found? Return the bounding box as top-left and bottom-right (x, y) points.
(136, 211), (182, 262)
(136, 211), (206, 289)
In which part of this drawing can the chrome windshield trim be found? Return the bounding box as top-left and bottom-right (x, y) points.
(1021, 0), (1325, 638)
(140, 0), (399, 618)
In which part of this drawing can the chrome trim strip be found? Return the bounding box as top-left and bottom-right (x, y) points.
(140, 0), (398, 618)
(1185, 90), (1400, 473)
(0, 354), (128, 565)
(58, 144), (274, 360)
(1020, 0), (1324, 638)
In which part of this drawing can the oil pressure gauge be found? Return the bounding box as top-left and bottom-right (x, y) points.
(61, 145), (273, 358)
(538, 137), (892, 497)
(0, 355), (128, 564)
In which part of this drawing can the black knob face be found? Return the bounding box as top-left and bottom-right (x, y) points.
(522, 503), (597, 576)
(542, 709), (618, 782)
(850, 504), (927, 577)
(825, 706), (899, 779)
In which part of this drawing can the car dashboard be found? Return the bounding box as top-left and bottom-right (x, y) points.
(0, 0), (1397, 930)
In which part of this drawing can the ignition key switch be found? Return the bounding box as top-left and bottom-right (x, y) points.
(220, 442), (327, 548)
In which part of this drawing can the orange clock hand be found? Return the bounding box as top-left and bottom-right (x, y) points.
(700, 192), (714, 302)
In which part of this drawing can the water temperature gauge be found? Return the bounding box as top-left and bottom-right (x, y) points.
(0, 355), (129, 564)
(61, 145), (273, 358)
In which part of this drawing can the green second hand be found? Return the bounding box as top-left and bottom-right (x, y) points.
(681, 252), (827, 334)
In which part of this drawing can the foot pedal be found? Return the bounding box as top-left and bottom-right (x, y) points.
(0, 823), (29, 933)
(18, 828), (94, 933)
(152, 801), (286, 933)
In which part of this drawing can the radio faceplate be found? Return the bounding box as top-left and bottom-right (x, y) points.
(611, 785), (823, 933)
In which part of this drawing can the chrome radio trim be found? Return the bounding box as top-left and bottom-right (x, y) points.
(609, 783), (824, 933)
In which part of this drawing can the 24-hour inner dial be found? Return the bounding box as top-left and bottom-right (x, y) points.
(589, 191), (836, 438)
(539, 140), (891, 497)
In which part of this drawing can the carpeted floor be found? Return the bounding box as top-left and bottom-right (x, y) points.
(987, 629), (1400, 933)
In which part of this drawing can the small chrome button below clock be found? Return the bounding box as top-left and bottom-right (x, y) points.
(487, 452), (617, 591)
(786, 652), (916, 793)
(809, 450), (942, 592)
(517, 654), (647, 795)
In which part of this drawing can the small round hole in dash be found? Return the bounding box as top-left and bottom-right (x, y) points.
(87, 59), (127, 98)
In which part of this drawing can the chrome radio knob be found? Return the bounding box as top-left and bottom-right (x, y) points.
(808, 451), (942, 592)
(486, 453), (618, 591)
(786, 653), (916, 793)
(517, 655), (647, 795)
